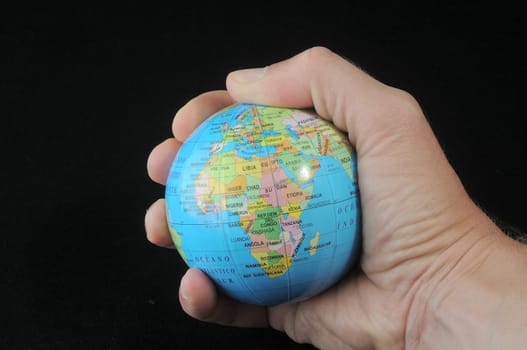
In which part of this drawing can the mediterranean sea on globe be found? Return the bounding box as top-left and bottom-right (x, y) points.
(165, 103), (361, 306)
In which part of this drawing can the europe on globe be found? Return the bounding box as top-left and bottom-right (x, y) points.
(165, 103), (361, 306)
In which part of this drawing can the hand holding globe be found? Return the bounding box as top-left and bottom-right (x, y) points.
(164, 103), (361, 306)
(145, 47), (527, 349)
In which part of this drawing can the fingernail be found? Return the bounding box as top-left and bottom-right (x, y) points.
(179, 283), (190, 302)
(230, 67), (267, 83)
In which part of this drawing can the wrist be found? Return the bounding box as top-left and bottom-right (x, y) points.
(406, 212), (527, 349)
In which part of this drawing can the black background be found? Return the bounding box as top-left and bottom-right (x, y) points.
(3, 2), (526, 349)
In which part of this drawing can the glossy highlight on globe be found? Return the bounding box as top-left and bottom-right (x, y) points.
(165, 103), (361, 306)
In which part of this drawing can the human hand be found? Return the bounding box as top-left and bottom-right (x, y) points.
(145, 47), (527, 349)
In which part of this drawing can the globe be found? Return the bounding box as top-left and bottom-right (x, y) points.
(165, 103), (361, 306)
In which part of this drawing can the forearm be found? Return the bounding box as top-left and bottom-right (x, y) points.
(408, 216), (527, 349)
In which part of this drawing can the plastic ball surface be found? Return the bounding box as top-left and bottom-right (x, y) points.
(165, 103), (361, 306)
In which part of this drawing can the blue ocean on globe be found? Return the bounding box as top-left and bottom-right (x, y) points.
(165, 103), (361, 306)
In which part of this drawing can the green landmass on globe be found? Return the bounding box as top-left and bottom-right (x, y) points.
(165, 103), (361, 306)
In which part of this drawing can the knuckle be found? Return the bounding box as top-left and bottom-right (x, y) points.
(383, 87), (424, 124)
(300, 46), (336, 69)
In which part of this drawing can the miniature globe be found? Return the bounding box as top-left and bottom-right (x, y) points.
(165, 103), (361, 306)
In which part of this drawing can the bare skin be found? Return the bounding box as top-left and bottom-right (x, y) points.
(145, 47), (527, 349)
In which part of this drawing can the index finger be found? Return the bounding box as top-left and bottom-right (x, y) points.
(172, 90), (236, 141)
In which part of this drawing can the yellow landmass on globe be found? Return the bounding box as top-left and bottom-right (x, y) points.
(235, 157), (262, 177)
(168, 225), (187, 263)
(261, 134), (286, 146)
(308, 232), (321, 256)
(252, 252), (293, 278)
(221, 175), (247, 196)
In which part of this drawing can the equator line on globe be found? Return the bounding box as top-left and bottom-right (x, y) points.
(165, 103), (361, 306)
